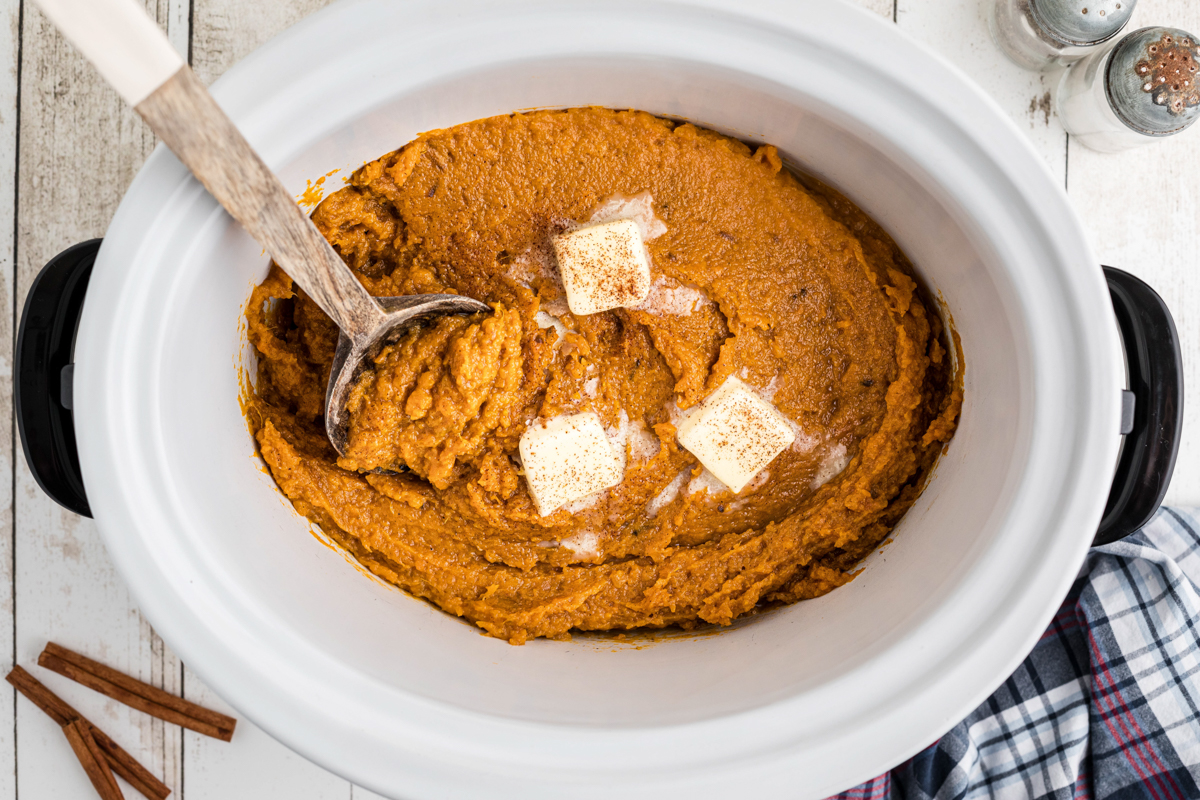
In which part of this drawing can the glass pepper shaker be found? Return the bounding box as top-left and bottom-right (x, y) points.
(1058, 27), (1200, 152)
(989, 0), (1136, 71)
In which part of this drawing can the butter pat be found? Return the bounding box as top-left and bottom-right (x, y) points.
(519, 412), (623, 515)
(552, 219), (651, 315)
(675, 377), (796, 493)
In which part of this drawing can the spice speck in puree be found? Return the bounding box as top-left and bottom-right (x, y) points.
(244, 108), (963, 644)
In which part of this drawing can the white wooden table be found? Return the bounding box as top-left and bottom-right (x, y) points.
(0, 0), (1197, 796)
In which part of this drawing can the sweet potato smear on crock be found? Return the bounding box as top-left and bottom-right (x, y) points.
(244, 108), (962, 644)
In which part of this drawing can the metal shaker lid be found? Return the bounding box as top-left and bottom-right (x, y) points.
(1107, 27), (1200, 136)
(1029, 0), (1135, 47)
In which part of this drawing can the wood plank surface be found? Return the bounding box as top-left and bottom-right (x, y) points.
(1067, 0), (1200, 505)
(13, 2), (185, 797)
(855, 0), (896, 19)
(896, 0), (1068, 177)
(0, 0), (19, 797)
(189, 0), (335, 86)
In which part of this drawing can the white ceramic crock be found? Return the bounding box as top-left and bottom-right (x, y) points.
(71, 0), (1126, 796)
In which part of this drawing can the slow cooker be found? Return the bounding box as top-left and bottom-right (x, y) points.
(13, 0), (1184, 796)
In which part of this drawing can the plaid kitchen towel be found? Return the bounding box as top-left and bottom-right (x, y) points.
(831, 506), (1200, 800)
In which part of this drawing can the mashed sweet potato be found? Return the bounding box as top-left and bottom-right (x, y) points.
(243, 108), (962, 644)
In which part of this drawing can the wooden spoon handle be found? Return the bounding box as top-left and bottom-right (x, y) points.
(34, 0), (183, 106)
(136, 66), (386, 342)
(33, 0), (386, 344)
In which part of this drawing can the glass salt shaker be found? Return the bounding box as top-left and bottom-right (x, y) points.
(989, 0), (1136, 71)
(1058, 27), (1200, 152)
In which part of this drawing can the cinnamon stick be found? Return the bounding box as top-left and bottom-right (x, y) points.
(39, 643), (236, 741)
(6, 664), (76, 725)
(63, 719), (125, 800)
(93, 731), (173, 800)
(6, 666), (171, 800)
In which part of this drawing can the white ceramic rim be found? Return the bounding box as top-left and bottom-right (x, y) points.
(73, 0), (1122, 796)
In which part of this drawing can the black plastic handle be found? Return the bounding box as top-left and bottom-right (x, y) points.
(15, 239), (99, 518)
(12, 245), (1186, 538)
(1095, 267), (1184, 546)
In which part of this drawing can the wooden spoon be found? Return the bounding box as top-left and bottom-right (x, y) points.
(35, 0), (490, 459)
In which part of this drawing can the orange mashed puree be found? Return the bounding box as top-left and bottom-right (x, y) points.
(244, 108), (962, 644)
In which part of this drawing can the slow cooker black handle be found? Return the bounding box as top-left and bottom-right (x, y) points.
(10, 247), (1187, 537)
(1095, 267), (1183, 546)
(15, 239), (99, 518)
